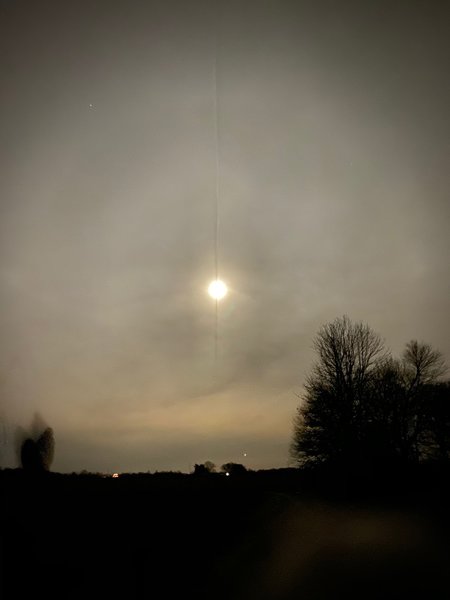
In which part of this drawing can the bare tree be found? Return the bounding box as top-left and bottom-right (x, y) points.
(399, 341), (448, 461)
(291, 316), (387, 467)
(403, 340), (447, 388)
(291, 322), (449, 468)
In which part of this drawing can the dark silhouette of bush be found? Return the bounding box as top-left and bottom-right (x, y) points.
(221, 462), (247, 476)
(20, 426), (55, 472)
(193, 461), (216, 475)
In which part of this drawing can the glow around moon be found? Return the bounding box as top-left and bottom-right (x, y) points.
(208, 279), (228, 300)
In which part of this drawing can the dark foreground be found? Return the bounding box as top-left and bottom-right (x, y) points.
(1, 466), (450, 599)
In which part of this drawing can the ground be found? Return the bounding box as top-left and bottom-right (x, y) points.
(1, 467), (449, 599)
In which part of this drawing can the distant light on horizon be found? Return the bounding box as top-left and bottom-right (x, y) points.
(208, 279), (228, 300)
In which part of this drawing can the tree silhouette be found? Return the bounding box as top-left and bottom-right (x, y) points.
(291, 318), (448, 469)
(420, 381), (450, 462)
(20, 424), (55, 472)
(290, 316), (386, 467)
(389, 341), (447, 463)
(403, 340), (447, 386)
(221, 463), (247, 476)
(193, 461), (216, 475)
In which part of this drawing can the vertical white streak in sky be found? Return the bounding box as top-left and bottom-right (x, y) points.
(212, 26), (221, 281)
(212, 15), (221, 362)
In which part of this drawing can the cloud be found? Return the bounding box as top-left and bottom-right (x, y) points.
(1, 0), (448, 472)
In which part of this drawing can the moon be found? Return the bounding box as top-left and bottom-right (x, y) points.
(208, 279), (228, 300)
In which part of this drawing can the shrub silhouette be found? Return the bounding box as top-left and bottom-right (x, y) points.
(20, 426), (55, 472)
(221, 463), (247, 476)
(193, 461), (216, 475)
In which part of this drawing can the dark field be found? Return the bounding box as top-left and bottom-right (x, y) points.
(1, 467), (450, 599)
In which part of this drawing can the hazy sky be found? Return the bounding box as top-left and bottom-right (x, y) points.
(1, 0), (449, 473)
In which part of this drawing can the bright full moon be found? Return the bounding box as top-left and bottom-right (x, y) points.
(208, 279), (228, 300)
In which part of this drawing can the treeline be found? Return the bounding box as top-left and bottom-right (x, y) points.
(291, 316), (449, 470)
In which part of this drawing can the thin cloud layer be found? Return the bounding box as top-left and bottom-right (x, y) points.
(0, 0), (449, 472)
